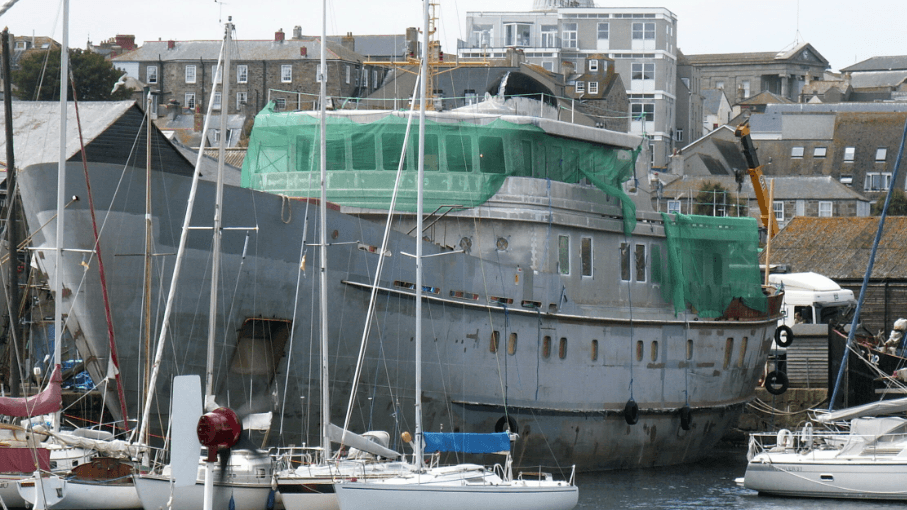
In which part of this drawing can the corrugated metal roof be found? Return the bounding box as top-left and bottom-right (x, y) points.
(0, 101), (134, 169)
(841, 56), (907, 73)
(765, 217), (907, 279)
(114, 39), (364, 63)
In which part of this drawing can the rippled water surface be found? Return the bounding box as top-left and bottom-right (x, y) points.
(574, 446), (904, 510)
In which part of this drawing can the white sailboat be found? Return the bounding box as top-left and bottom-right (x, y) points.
(332, 2), (578, 509)
(132, 18), (274, 510)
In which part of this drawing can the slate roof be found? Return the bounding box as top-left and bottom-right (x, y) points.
(765, 217), (907, 279)
(663, 175), (869, 202)
(701, 89), (726, 115)
(841, 56), (907, 73)
(849, 71), (907, 89)
(325, 34), (409, 59)
(113, 39), (365, 63)
(685, 42), (828, 66)
(736, 90), (793, 106)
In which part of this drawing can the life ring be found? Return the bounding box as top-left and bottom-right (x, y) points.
(777, 428), (793, 449)
(765, 370), (789, 395)
(679, 405), (692, 431)
(494, 415), (519, 434)
(775, 325), (794, 348)
(624, 399), (639, 425)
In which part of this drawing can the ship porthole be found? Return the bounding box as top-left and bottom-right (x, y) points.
(495, 415), (518, 434)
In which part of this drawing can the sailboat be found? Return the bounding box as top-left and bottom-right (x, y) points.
(130, 18), (275, 510)
(331, 3), (578, 509)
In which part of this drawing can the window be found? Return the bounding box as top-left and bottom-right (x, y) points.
(146, 65), (158, 84)
(876, 147), (888, 162)
(844, 147), (855, 162)
(281, 64), (292, 83)
(681, 77), (690, 89)
(541, 25), (558, 48)
(865, 172), (892, 191)
(724, 338), (733, 370)
(588, 59), (599, 72)
(650, 341), (658, 362)
(237, 64), (248, 83)
(588, 81), (599, 94)
(632, 22), (655, 40)
(814, 147), (827, 158)
(773, 201), (784, 222)
(667, 200), (681, 214)
(674, 129), (683, 142)
(558, 235), (570, 275)
(542, 61), (554, 72)
(464, 90), (477, 105)
(741, 80), (750, 98)
(715, 80), (725, 90)
(562, 23), (577, 49)
(236, 91), (248, 110)
(636, 340), (643, 362)
(597, 22), (609, 41)
(363, 69), (369, 88)
(581, 237), (592, 277)
(840, 174), (853, 186)
(631, 103), (654, 122)
(185, 65), (196, 84)
(345, 65), (351, 84)
(212, 129), (221, 143)
(507, 333), (517, 355)
(542, 336), (551, 359)
(558, 338), (567, 359)
(274, 97), (286, 111)
(575, 81), (585, 94)
(686, 339), (693, 361)
(791, 146), (804, 158)
(591, 340), (599, 361)
(211, 65), (222, 84)
(372, 70), (378, 87)
(631, 62), (655, 91)
(620, 242), (630, 281)
(213, 92), (221, 110)
(819, 201), (833, 217)
(635, 244), (646, 282)
(184, 93), (196, 110)
(504, 23), (531, 46)
(490, 331), (500, 353)
(471, 24), (493, 47)
(316, 64), (323, 83)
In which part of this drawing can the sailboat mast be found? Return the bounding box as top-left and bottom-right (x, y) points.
(205, 20), (232, 406)
(319, 0), (331, 459)
(142, 90), (153, 441)
(414, 0), (429, 469)
(53, 0), (69, 433)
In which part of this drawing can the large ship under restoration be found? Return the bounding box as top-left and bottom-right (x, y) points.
(15, 90), (779, 471)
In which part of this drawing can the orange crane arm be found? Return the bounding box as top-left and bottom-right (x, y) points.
(735, 123), (779, 238)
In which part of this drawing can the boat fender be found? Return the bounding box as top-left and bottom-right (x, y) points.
(764, 370), (789, 395)
(679, 405), (692, 431)
(624, 399), (639, 425)
(775, 325), (794, 348)
(777, 428), (793, 449)
(266, 489), (276, 510)
(495, 415), (519, 434)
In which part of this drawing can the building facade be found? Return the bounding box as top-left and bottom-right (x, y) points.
(458, 4), (677, 169)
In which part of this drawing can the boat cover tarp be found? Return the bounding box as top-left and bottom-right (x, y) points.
(0, 448), (50, 473)
(242, 104), (641, 234)
(423, 432), (510, 454)
(816, 396), (907, 423)
(0, 364), (61, 417)
(657, 213), (765, 317)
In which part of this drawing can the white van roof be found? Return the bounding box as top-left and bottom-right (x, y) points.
(768, 272), (841, 292)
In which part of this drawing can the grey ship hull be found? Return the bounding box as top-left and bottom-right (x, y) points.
(19, 160), (776, 471)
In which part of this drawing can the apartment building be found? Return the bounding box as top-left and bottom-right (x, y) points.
(458, 1), (677, 168)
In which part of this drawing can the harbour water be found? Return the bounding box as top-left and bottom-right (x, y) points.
(574, 446), (903, 509)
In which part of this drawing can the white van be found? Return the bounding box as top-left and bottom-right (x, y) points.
(768, 272), (856, 328)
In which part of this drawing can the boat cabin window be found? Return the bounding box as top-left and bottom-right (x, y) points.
(351, 133), (377, 170)
(558, 235), (570, 275)
(635, 340), (643, 362)
(490, 331), (500, 353)
(686, 339), (693, 360)
(508, 333), (518, 355)
(326, 137), (346, 170)
(295, 136), (313, 172)
(381, 132), (409, 170)
(738, 337), (748, 367)
(794, 306), (814, 324)
(425, 134), (440, 171)
(724, 338), (733, 369)
(446, 135), (474, 172)
(542, 336), (552, 358)
(559, 338), (568, 359)
(479, 136), (505, 174)
(519, 140), (533, 175)
(547, 146), (562, 178)
(581, 237), (592, 277)
(650, 341), (658, 362)
(591, 339), (599, 361)
(635, 244), (647, 282)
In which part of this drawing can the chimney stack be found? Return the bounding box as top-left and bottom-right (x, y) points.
(341, 32), (354, 51)
(275, 29), (285, 43)
(300, 46), (307, 57)
(292, 26), (302, 39)
(167, 40), (175, 50)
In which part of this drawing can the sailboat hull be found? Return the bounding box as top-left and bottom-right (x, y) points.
(19, 159), (777, 472)
(334, 481), (579, 510)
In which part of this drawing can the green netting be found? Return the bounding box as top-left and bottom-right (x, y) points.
(656, 213), (766, 318)
(242, 102), (641, 234)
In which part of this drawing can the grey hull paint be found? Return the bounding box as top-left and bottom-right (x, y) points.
(19, 161), (776, 471)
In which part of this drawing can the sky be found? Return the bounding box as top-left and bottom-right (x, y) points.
(0, 0), (905, 72)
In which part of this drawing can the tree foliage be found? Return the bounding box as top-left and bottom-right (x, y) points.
(871, 187), (907, 216)
(12, 48), (133, 101)
(693, 181), (747, 217)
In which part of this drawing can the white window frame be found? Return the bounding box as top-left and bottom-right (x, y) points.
(818, 201), (833, 217)
(588, 81), (598, 94)
(674, 129), (683, 142)
(588, 59), (598, 72)
(575, 81), (585, 94)
(562, 23), (577, 49)
(814, 147), (827, 158)
(236, 91), (248, 110)
(791, 146), (804, 158)
(541, 25), (558, 48)
(281, 64), (292, 83)
(773, 201), (784, 222)
(146, 65), (158, 84)
(580, 237), (593, 278)
(316, 64), (323, 83)
(631, 62), (655, 92)
(865, 172), (892, 192)
(504, 23), (531, 47)
(274, 97), (287, 111)
(363, 68), (369, 88)
(345, 65), (351, 84)
(185, 92), (196, 110)
(844, 146), (855, 162)
(667, 200), (681, 214)
(213, 92), (222, 110)
(372, 70), (378, 88)
(631, 22), (655, 50)
(597, 22), (609, 42)
(185, 65), (196, 84)
(876, 147), (888, 162)
(237, 64), (248, 84)
(211, 65), (222, 84)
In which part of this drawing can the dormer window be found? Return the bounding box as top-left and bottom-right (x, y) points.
(589, 59), (598, 72)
